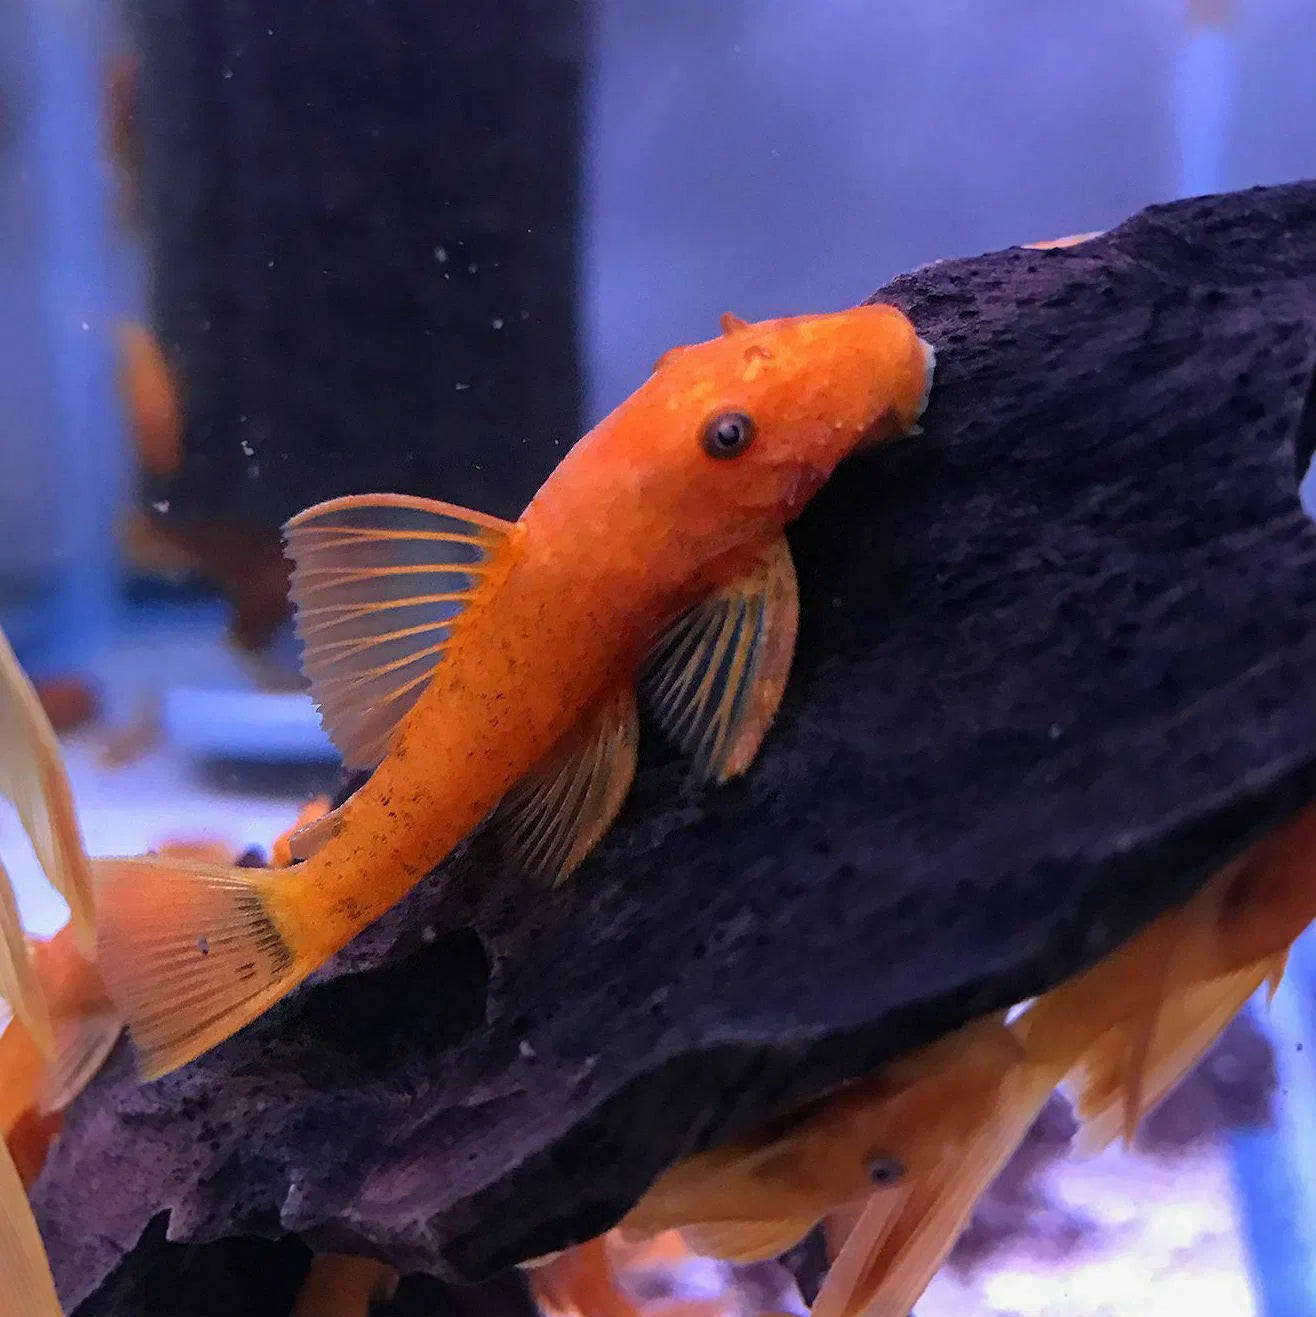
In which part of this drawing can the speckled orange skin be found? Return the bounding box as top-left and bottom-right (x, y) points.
(273, 305), (933, 964)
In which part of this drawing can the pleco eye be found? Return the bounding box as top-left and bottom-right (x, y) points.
(701, 410), (756, 459)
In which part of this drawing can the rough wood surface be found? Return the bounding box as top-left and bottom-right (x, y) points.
(36, 181), (1316, 1314)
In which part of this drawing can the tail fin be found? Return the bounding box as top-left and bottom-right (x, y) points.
(812, 1058), (1061, 1317)
(0, 1139), (62, 1317)
(93, 856), (304, 1080)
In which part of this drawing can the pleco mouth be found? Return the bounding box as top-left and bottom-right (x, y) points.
(784, 464), (830, 517)
(855, 336), (938, 453)
(915, 336), (938, 423)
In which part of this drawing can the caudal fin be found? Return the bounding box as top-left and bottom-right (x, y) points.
(0, 1139), (62, 1317)
(93, 856), (303, 1080)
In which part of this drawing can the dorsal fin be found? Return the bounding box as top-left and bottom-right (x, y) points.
(284, 493), (520, 770)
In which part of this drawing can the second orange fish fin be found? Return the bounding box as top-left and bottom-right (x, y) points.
(491, 685), (639, 886)
(0, 865), (52, 1058)
(93, 855), (307, 1080)
(0, 625), (97, 953)
(642, 532), (798, 783)
(0, 1138), (62, 1317)
(1067, 960), (1275, 1158)
(283, 492), (522, 772)
(39, 1010), (124, 1117)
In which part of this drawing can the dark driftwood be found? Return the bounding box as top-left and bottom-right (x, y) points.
(37, 181), (1316, 1314)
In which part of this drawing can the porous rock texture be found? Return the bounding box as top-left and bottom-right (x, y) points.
(37, 181), (1316, 1314)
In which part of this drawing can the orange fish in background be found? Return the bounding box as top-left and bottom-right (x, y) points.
(618, 1013), (1033, 1272)
(808, 798), (1316, 1317)
(117, 323), (183, 481)
(90, 304), (938, 1079)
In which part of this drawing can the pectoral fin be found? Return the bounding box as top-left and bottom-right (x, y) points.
(642, 533), (798, 783)
(491, 686), (639, 886)
(284, 493), (521, 771)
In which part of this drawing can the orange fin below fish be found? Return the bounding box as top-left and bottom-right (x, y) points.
(0, 1139), (62, 1317)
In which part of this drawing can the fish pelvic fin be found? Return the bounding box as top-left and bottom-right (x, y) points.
(93, 856), (305, 1081)
(0, 1139), (62, 1317)
(642, 532), (798, 784)
(491, 684), (639, 887)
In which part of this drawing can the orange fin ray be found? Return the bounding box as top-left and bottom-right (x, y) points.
(0, 626), (96, 952)
(0, 1139), (62, 1317)
(283, 493), (520, 771)
(642, 533), (798, 783)
(93, 856), (306, 1080)
(491, 686), (639, 886)
(1067, 959), (1276, 1157)
(0, 861), (52, 1057)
